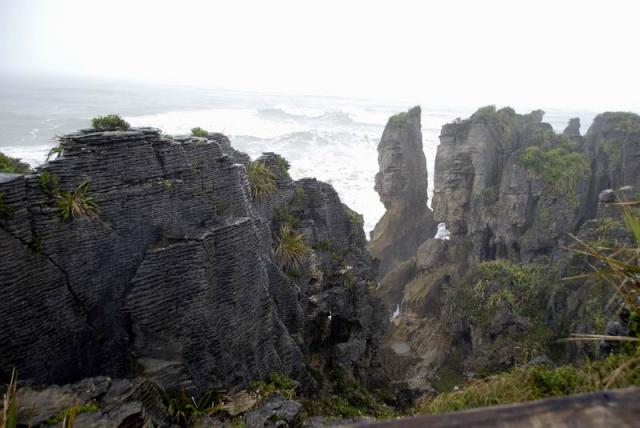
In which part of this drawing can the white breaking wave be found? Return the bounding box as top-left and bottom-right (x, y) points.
(1, 96), (591, 236)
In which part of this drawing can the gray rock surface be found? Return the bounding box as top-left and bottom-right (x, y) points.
(373, 106), (640, 391)
(0, 127), (384, 397)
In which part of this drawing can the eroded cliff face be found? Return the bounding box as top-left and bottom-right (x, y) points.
(0, 127), (386, 399)
(374, 106), (640, 392)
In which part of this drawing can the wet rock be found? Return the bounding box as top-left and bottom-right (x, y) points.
(245, 394), (302, 428)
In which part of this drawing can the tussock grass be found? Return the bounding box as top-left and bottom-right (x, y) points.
(247, 161), (277, 202)
(56, 181), (100, 220)
(273, 223), (310, 271)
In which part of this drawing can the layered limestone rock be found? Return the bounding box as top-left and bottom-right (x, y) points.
(369, 107), (436, 310)
(375, 106), (640, 392)
(0, 127), (385, 398)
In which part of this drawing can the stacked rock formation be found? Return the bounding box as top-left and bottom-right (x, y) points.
(372, 106), (640, 392)
(0, 127), (386, 404)
(369, 106), (436, 307)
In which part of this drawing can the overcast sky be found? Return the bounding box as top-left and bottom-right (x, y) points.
(1, 0), (639, 110)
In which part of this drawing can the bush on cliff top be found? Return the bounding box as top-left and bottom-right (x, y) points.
(247, 161), (277, 201)
(91, 114), (130, 131)
(0, 151), (32, 174)
(191, 127), (209, 138)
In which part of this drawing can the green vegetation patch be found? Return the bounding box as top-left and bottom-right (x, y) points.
(274, 154), (291, 177)
(250, 372), (298, 400)
(417, 347), (640, 415)
(302, 372), (399, 419)
(247, 161), (277, 202)
(191, 127), (209, 138)
(56, 181), (100, 220)
(91, 114), (130, 131)
(0, 192), (15, 218)
(344, 205), (364, 226)
(44, 403), (100, 425)
(273, 223), (311, 272)
(518, 144), (590, 204)
(0, 151), (32, 174)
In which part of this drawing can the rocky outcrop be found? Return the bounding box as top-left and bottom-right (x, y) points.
(369, 106), (436, 277)
(374, 106), (640, 392)
(0, 127), (385, 401)
(368, 107), (436, 314)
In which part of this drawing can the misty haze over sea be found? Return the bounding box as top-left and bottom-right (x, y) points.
(0, 73), (599, 234)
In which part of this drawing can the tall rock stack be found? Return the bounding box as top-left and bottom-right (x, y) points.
(369, 106), (436, 280)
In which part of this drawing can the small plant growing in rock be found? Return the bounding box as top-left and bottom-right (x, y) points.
(56, 181), (100, 220)
(47, 137), (70, 161)
(91, 114), (130, 131)
(191, 127), (209, 138)
(291, 186), (305, 206)
(0, 192), (14, 218)
(38, 171), (62, 199)
(247, 161), (277, 201)
(273, 223), (310, 271)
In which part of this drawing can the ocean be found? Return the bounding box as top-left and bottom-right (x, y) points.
(0, 74), (598, 234)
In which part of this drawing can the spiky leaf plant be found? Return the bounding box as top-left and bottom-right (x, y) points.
(247, 161), (277, 202)
(56, 181), (100, 220)
(273, 223), (311, 271)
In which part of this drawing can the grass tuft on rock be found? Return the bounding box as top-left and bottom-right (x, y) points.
(247, 161), (277, 201)
(56, 181), (100, 220)
(273, 223), (310, 271)
(91, 114), (130, 131)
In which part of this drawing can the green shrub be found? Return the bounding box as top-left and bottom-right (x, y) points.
(191, 127), (209, 138)
(344, 205), (364, 226)
(247, 161), (277, 201)
(91, 114), (130, 131)
(273, 223), (310, 271)
(38, 171), (61, 199)
(56, 181), (100, 220)
(0, 151), (32, 174)
(518, 145), (590, 204)
(274, 154), (290, 176)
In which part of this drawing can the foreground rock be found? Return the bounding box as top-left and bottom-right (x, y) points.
(0, 128), (386, 411)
